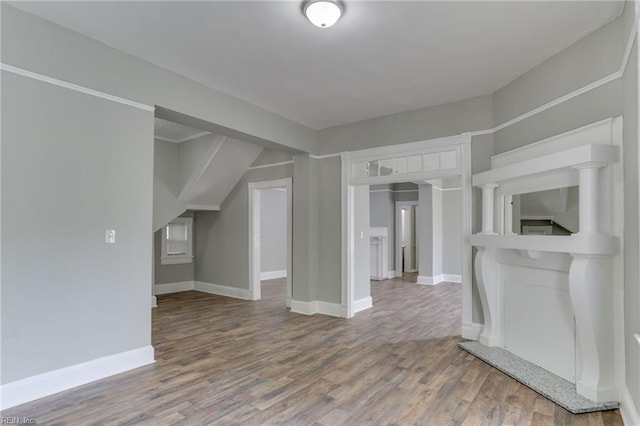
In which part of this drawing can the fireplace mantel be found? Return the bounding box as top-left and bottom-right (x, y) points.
(471, 117), (623, 403)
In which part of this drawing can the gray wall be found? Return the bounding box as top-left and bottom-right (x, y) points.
(317, 157), (343, 304)
(195, 164), (292, 289)
(418, 185), (434, 278)
(260, 189), (287, 274)
(2, 4), (317, 155)
(318, 95), (493, 154)
(623, 36), (640, 417)
(154, 211), (195, 285)
(353, 185), (371, 301)
(1, 72), (154, 384)
(153, 139), (186, 232)
(492, 16), (625, 153)
(443, 190), (462, 276)
(369, 187), (395, 271)
(291, 155), (343, 304)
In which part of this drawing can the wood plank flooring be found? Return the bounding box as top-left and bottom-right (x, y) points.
(2, 276), (623, 425)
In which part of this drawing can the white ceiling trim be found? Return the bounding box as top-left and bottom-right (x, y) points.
(0, 63), (155, 112)
(247, 160), (294, 171)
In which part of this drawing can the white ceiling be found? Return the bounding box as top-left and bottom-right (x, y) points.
(12, 1), (624, 130)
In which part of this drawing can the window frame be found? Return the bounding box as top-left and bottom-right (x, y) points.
(160, 217), (193, 265)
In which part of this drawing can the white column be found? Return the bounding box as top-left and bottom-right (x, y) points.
(481, 184), (499, 235)
(504, 195), (515, 235)
(569, 254), (616, 402)
(575, 163), (604, 235)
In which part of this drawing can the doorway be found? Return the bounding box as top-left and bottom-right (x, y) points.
(248, 178), (293, 307)
(396, 202), (419, 276)
(342, 135), (473, 328)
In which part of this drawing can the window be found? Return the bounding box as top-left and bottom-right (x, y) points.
(161, 217), (193, 265)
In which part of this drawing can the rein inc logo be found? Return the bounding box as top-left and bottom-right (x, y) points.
(1, 418), (35, 425)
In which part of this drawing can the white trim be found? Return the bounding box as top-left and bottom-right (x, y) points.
(369, 189), (419, 193)
(155, 135), (178, 143)
(387, 270), (396, 279)
(246, 160), (294, 171)
(160, 217), (194, 266)
(159, 255), (193, 265)
(290, 300), (344, 317)
(347, 134), (463, 161)
(194, 281), (252, 300)
(621, 15), (638, 75)
(260, 270), (287, 280)
(432, 186), (461, 192)
(154, 131), (211, 144)
(353, 296), (373, 314)
(309, 153), (342, 160)
(495, 73), (620, 134)
(248, 178), (293, 304)
(461, 322), (483, 341)
(620, 385), (640, 426)
(395, 200), (419, 278)
(0, 63), (154, 112)
(175, 131), (211, 144)
(186, 204), (220, 211)
(417, 275), (447, 285)
(443, 274), (462, 283)
(178, 135), (227, 201)
(0, 346), (155, 410)
(151, 296), (157, 308)
(460, 134), (473, 333)
(341, 152), (352, 318)
(154, 281), (194, 294)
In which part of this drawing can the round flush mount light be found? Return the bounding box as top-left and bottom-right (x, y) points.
(303, 0), (344, 29)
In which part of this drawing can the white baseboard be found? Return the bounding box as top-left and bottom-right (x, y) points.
(462, 321), (484, 341)
(154, 281), (194, 294)
(151, 296), (157, 308)
(417, 274), (461, 285)
(405, 268), (418, 273)
(260, 270), (287, 280)
(194, 281), (252, 300)
(620, 384), (640, 426)
(353, 296), (373, 314)
(443, 274), (462, 283)
(417, 275), (440, 285)
(0, 346), (155, 410)
(388, 270), (396, 279)
(290, 300), (343, 317)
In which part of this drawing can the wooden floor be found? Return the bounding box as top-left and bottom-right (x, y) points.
(3, 276), (623, 425)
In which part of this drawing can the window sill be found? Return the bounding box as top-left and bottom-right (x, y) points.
(160, 256), (193, 265)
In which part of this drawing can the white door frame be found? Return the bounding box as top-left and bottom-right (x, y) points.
(342, 134), (473, 332)
(395, 201), (419, 277)
(248, 178), (293, 306)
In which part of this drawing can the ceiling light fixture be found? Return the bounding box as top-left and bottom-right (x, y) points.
(303, 0), (344, 29)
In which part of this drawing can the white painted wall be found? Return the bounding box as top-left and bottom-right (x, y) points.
(260, 188), (287, 276)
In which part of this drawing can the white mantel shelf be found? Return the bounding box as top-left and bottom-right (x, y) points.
(471, 234), (619, 256)
(473, 144), (619, 187)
